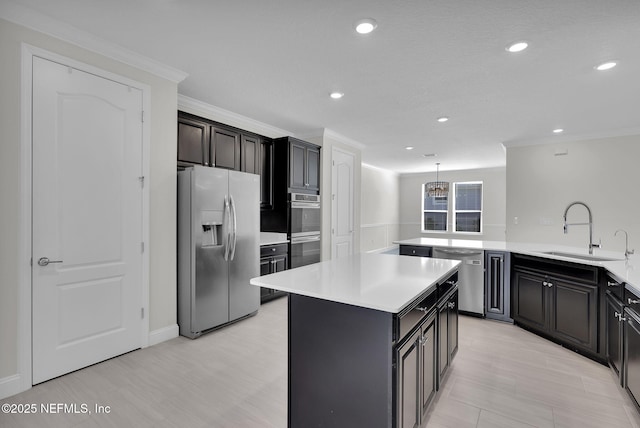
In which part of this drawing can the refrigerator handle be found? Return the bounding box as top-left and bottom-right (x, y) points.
(223, 196), (231, 261)
(229, 195), (238, 261)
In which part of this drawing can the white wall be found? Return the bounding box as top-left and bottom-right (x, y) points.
(399, 167), (507, 241)
(0, 18), (178, 385)
(506, 135), (640, 253)
(361, 165), (400, 252)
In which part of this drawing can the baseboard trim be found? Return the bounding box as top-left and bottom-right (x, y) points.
(148, 324), (179, 347)
(0, 374), (26, 400)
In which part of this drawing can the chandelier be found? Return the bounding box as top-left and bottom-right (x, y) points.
(426, 163), (449, 197)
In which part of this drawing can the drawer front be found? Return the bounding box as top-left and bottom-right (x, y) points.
(627, 287), (640, 308)
(606, 274), (624, 302)
(398, 290), (438, 341)
(400, 245), (432, 257)
(260, 243), (288, 258)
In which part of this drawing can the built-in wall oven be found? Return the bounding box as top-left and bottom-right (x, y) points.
(289, 193), (321, 268)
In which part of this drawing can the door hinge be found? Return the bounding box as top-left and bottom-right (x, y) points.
(141, 110), (145, 123)
(141, 307), (145, 319)
(139, 176), (145, 188)
(141, 242), (145, 253)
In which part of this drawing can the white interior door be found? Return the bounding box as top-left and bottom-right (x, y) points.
(32, 56), (144, 384)
(331, 149), (354, 259)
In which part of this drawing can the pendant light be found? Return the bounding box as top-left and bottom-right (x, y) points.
(426, 163), (449, 197)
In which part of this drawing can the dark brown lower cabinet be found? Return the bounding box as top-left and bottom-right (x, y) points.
(396, 328), (421, 428)
(287, 276), (457, 428)
(485, 251), (511, 322)
(551, 278), (598, 351)
(625, 306), (640, 409)
(513, 267), (598, 355)
(607, 291), (624, 385)
(259, 243), (288, 303)
(513, 270), (547, 330)
(438, 290), (458, 384)
(396, 310), (437, 428)
(420, 313), (437, 418)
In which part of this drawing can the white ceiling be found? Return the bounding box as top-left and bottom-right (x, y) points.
(5, 0), (640, 173)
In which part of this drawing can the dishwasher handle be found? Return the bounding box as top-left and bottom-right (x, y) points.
(434, 248), (483, 257)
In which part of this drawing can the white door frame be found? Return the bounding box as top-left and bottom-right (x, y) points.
(17, 44), (150, 393)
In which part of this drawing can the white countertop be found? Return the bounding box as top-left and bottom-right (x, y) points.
(250, 253), (460, 313)
(394, 237), (639, 293)
(260, 232), (289, 246)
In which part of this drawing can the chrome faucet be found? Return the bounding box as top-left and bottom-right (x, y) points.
(615, 229), (634, 260)
(563, 201), (600, 254)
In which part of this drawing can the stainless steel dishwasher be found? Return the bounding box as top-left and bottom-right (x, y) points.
(432, 247), (484, 316)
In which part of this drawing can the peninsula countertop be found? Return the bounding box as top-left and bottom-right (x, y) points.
(394, 237), (639, 294)
(249, 253), (460, 313)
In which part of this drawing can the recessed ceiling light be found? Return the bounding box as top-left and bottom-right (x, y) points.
(437, 117), (449, 123)
(354, 18), (378, 34)
(595, 61), (617, 71)
(506, 41), (528, 53)
(553, 128), (564, 134)
(330, 92), (344, 99)
(405, 146), (414, 150)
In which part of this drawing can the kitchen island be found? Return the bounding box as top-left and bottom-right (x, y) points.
(250, 253), (460, 428)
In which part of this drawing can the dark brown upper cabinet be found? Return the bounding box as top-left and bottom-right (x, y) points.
(177, 115), (210, 167)
(178, 111), (264, 175)
(241, 134), (261, 175)
(211, 125), (240, 170)
(281, 137), (320, 194)
(260, 138), (274, 210)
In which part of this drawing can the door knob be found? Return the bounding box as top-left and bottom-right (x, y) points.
(38, 257), (63, 266)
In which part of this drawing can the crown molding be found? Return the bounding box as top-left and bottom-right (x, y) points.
(501, 127), (640, 149)
(0, 1), (188, 83)
(362, 163), (398, 175)
(295, 128), (367, 150)
(178, 94), (293, 138)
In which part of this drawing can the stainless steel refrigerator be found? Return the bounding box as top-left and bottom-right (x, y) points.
(177, 165), (260, 338)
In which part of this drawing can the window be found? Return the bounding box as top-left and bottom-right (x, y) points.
(422, 184), (448, 232)
(453, 182), (482, 233)
(421, 181), (483, 234)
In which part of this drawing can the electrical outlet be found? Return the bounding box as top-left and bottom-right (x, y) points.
(539, 217), (554, 226)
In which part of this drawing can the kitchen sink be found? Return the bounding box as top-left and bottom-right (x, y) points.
(541, 251), (623, 262)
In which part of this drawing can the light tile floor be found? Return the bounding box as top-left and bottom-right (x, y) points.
(1, 296), (639, 427)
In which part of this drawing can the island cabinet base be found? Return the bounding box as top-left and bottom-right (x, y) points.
(289, 294), (394, 428)
(287, 281), (459, 428)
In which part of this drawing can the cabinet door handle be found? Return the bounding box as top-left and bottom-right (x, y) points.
(616, 312), (628, 322)
(607, 281), (619, 287)
(448, 302), (455, 309)
(542, 281), (548, 287)
(629, 298), (640, 305)
(547, 282), (553, 288)
(420, 335), (430, 346)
